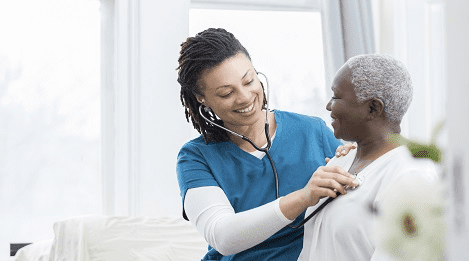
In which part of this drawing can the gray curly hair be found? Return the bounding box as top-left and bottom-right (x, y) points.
(346, 54), (413, 123)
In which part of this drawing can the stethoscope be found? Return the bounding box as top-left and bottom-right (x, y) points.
(198, 72), (279, 200)
(198, 72), (350, 229)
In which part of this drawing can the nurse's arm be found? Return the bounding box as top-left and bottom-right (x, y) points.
(185, 186), (292, 256)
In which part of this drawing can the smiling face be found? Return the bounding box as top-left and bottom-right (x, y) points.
(326, 64), (369, 141)
(197, 52), (265, 131)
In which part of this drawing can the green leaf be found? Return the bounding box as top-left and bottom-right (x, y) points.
(388, 133), (442, 163)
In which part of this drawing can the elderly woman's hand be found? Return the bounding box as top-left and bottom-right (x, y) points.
(325, 142), (358, 163)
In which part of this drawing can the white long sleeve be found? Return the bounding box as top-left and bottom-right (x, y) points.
(184, 186), (293, 256)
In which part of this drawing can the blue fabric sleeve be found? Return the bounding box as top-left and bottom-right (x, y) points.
(319, 119), (342, 159)
(176, 142), (219, 215)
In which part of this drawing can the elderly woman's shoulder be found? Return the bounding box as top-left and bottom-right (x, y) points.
(388, 146), (439, 182)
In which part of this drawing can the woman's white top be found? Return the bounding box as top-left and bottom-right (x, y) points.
(298, 146), (438, 261)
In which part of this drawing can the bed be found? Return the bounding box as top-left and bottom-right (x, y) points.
(13, 215), (207, 261)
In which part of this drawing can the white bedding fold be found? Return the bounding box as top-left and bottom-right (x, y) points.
(14, 215), (207, 261)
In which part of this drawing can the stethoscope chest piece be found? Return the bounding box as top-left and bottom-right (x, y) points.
(348, 174), (365, 191)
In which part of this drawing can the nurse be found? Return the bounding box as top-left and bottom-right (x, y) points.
(176, 28), (358, 260)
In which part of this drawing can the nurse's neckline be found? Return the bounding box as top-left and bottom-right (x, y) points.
(229, 110), (277, 153)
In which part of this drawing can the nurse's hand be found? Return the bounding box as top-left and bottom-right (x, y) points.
(279, 166), (358, 220)
(303, 166), (358, 206)
(325, 142), (357, 163)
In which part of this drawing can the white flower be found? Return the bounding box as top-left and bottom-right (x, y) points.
(376, 176), (445, 260)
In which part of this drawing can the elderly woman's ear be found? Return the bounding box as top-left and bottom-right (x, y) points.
(369, 98), (385, 119)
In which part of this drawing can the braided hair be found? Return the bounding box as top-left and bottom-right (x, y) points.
(177, 28), (267, 143)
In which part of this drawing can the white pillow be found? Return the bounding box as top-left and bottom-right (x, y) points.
(14, 239), (53, 261)
(48, 215), (207, 261)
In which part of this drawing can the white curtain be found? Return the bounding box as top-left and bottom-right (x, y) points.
(321, 0), (375, 97)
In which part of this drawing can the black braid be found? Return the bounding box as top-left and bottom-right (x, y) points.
(177, 28), (267, 144)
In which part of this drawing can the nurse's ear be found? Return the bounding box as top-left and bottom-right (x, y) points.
(368, 98), (385, 120)
(196, 95), (213, 114)
(196, 94), (205, 104)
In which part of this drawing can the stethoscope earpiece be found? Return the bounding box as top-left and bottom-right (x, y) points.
(203, 105), (211, 113)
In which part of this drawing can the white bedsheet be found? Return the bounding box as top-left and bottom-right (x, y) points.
(14, 215), (207, 261)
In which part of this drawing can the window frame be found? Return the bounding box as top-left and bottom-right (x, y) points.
(100, 0), (192, 217)
(101, 0), (141, 216)
(191, 0), (321, 11)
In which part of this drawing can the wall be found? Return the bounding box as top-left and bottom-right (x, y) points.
(137, 0), (192, 217)
(445, 0), (469, 259)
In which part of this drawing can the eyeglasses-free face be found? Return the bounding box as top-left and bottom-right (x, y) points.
(326, 65), (369, 142)
(197, 53), (266, 134)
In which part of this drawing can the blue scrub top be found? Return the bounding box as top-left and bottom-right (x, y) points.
(177, 110), (341, 260)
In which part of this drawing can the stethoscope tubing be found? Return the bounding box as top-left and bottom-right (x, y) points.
(292, 180), (357, 228)
(290, 191), (341, 228)
(198, 105), (279, 200)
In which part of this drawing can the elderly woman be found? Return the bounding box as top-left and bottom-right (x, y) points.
(298, 54), (438, 260)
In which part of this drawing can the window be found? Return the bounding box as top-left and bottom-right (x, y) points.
(0, 0), (101, 256)
(189, 8), (329, 123)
